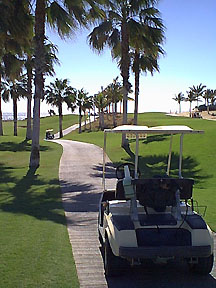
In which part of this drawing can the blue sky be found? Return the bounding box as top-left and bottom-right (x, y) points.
(3, 0), (216, 114)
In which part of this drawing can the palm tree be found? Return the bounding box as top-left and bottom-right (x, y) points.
(76, 88), (89, 134)
(189, 83), (206, 107)
(172, 92), (185, 114)
(30, 0), (105, 167)
(45, 78), (76, 138)
(82, 95), (93, 131)
(2, 78), (28, 136)
(94, 88), (107, 130)
(105, 77), (123, 127)
(89, 0), (160, 145)
(0, 0), (33, 136)
(185, 91), (197, 117)
(203, 89), (213, 114)
(130, 7), (165, 125)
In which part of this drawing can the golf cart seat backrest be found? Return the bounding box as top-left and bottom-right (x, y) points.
(115, 178), (194, 205)
(136, 178), (194, 211)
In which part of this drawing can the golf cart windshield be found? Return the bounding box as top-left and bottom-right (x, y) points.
(102, 125), (204, 190)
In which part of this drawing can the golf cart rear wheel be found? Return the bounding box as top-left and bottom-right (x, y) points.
(104, 238), (126, 276)
(189, 254), (214, 275)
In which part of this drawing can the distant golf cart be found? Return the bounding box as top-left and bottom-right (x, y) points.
(45, 129), (54, 140)
(99, 125), (214, 276)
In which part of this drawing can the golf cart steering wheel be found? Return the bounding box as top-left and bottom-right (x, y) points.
(116, 163), (141, 180)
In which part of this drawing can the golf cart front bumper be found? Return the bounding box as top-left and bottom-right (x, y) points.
(119, 245), (211, 259)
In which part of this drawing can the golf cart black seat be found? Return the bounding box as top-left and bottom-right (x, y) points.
(115, 178), (194, 205)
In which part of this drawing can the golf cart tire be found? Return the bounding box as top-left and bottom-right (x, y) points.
(189, 254), (214, 275)
(104, 238), (126, 277)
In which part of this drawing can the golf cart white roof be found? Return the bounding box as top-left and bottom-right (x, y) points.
(102, 125), (204, 190)
(104, 125), (203, 134)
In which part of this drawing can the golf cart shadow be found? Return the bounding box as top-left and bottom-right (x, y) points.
(104, 259), (216, 288)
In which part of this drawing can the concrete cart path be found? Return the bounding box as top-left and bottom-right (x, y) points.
(54, 139), (115, 288)
(54, 116), (95, 139)
(55, 139), (216, 288)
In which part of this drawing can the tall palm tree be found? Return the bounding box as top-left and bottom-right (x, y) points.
(189, 83), (206, 107)
(30, 0), (105, 167)
(45, 78), (76, 138)
(130, 7), (165, 125)
(89, 0), (160, 145)
(185, 90), (196, 117)
(172, 92), (185, 114)
(0, 0), (33, 136)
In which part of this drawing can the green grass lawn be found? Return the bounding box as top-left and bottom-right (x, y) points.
(0, 114), (79, 288)
(64, 112), (216, 231)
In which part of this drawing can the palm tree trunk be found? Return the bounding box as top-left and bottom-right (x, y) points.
(113, 102), (117, 127)
(189, 102), (192, 117)
(207, 99), (210, 114)
(0, 76), (3, 136)
(84, 111), (87, 130)
(59, 103), (63, 138)
(13, 98), (18, 136)
(79, 105), (82, 133)
(101, 109), (104, 130)
(98, 110), (101, 129)
(29, 0), (45, 168)
(26, 61), (32, 140)
(133, 50), (140, 125)
(89, 109), (91, 131)
(121, 19), (130, 146)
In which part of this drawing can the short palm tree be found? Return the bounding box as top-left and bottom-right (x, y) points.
(94, 89), (108, 130)
(2, 78), (28, 136)
(203, 89), (213, 114)
(105, 77), (123, 127)
(45, 78), (76, 138)
(75, 88), (89, 134)
(189, 83), (206, 107)
(185, 91), (197, 117)
(172, 92), (185, 114)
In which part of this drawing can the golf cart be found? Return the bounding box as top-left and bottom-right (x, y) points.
(45, 129), (54, 140)
(98, 125), (214, 276)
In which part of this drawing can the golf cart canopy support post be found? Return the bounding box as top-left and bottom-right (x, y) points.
(166, 134), (173, 176)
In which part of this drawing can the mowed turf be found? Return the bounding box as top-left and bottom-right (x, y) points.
(64, 112), (216, 231)
(0, 114), (79, 288)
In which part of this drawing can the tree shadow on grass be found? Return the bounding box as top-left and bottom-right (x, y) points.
(0, 139), (50, 152)
(129, 134), (169, 145)
(0, 162), (17, 184)
(114, 151), (211, 187)
(0, 166), (66, 225)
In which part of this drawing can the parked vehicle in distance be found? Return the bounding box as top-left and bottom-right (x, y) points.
(98, 125), (214, 276)
(45, 129), (54, 140)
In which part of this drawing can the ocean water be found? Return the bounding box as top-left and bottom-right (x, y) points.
(2, 112), (49, 121)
